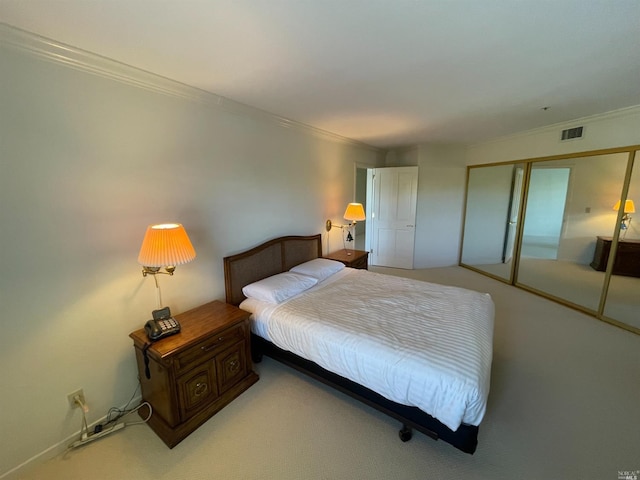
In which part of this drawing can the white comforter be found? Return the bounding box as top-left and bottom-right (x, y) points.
(241, 268), (494, 431)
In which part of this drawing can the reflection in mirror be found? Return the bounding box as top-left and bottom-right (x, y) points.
(461, 163), (524, 281)
(516, 153), (629, 312)
(604, 158), (640, 331)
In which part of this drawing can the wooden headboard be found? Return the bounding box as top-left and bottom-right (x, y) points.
(223, 234), (323, 306)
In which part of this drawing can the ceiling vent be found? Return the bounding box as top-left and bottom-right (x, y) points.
(561, 126), (584, 141)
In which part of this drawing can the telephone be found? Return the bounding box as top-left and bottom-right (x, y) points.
(144, 306), (181, 341)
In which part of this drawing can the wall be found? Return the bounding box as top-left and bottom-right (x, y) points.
(389, 145), (467, 268)
(354, 167), (367, 242)
(0, 27), (383, 477)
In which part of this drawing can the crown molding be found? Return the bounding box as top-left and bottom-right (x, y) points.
(0, 23), (381, 152)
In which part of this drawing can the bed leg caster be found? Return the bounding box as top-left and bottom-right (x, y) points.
(399, 425), (413, 442)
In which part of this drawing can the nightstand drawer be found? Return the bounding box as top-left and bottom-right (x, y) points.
(174, 323), (246, 374)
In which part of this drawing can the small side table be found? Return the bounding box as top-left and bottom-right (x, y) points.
(130, 300), (259, 448)
(324, 249), (369, 270)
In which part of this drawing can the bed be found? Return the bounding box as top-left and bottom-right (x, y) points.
(223, 234), (494, 454)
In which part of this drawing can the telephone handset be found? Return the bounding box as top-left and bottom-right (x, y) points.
(142, 307), (181, 379)
(144, 306), (181, 341)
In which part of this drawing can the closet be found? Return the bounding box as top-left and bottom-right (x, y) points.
(460, 146), (640, 334)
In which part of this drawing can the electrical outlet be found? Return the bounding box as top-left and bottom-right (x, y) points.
(67, 389), (85, 409)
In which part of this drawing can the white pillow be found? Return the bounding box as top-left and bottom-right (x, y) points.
(242, 272), (318, 304)
(290, 258), (345, 282)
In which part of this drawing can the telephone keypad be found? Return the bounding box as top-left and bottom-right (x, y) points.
(160, 318), (179, 331)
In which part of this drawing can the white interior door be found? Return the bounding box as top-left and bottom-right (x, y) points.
(370, 166), (418, 269)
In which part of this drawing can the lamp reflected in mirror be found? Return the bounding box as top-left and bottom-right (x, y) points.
(613, 199), (635, 239)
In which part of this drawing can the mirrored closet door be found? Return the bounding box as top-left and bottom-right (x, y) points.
(516, 152), (628, 312)
(460, 147), (640, 335)
(603, 157), (640, 330)
(460, 163), (525, 282)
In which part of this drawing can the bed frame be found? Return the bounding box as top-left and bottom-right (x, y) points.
(223, 234), (480, 454)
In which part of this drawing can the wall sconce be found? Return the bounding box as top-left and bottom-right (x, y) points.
(613, 199), (635, 238)
(138, 223), (196, 307)
(326, 203), (366, 254)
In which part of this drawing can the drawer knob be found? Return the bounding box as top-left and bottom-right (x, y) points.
(228, 360), (239, 373)
(194, 382), (208, 396)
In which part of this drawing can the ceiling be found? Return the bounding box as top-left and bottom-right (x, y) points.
(1, 0), (639, 149)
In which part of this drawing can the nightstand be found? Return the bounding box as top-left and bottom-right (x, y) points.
(323, 249), (369, 270)
(129, 300), (259, 448)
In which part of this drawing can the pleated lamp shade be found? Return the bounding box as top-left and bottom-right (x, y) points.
(343, 203), (366, 222)
(137, 223), (196, 267)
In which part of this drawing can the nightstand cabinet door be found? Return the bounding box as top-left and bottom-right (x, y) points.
(178, 362), (218, 419)
(216, 342), (247, 394)
(616, 240), (640, 276)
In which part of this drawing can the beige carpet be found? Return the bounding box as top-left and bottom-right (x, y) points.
(467, 258), (640, 330)
(12, 266), (640, 480)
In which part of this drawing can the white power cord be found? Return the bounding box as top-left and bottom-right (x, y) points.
(68, 396), (152, 449)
